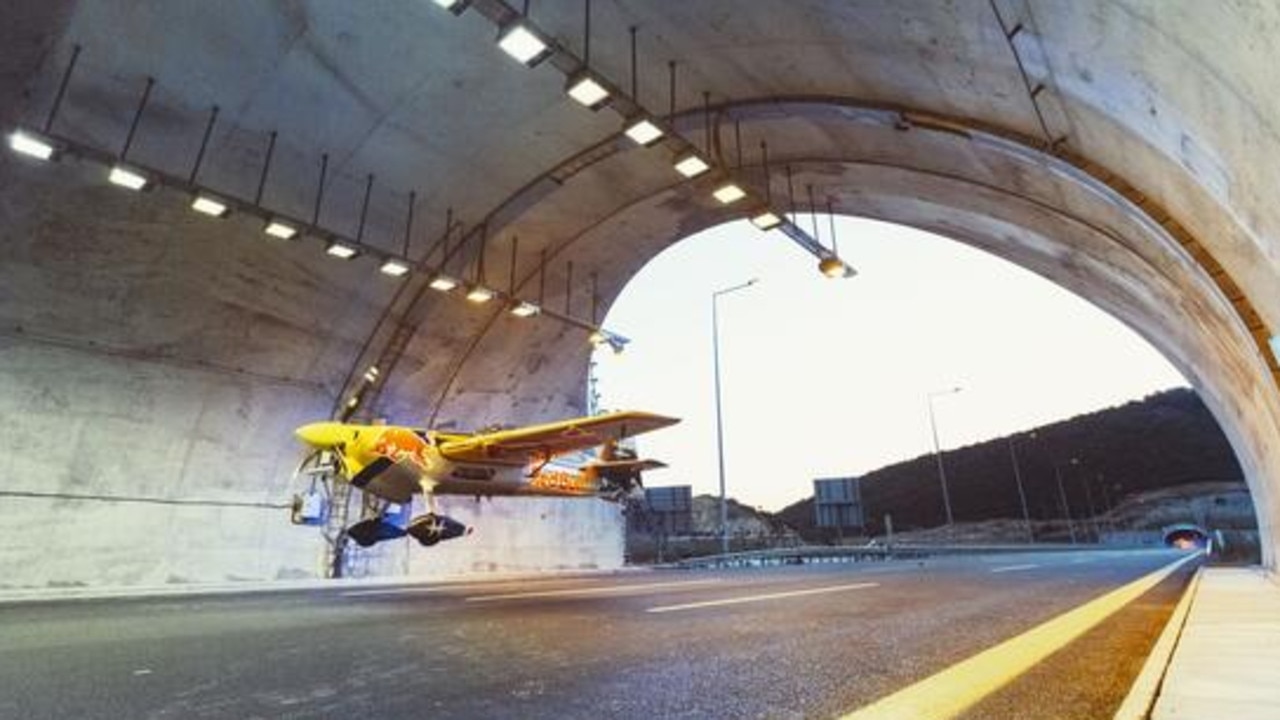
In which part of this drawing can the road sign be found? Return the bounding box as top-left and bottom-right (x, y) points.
(643, 485), (693, 534)
(814, 477), (864, 529)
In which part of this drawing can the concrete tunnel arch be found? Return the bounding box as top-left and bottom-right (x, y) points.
(374, 98), (1280, 569)
(4, 1), (1280, 586)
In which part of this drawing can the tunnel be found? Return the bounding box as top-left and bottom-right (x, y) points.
(1162, 523), (1211, 550)
(2, 1), (1279, 589)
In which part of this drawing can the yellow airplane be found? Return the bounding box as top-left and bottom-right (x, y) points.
(293, 410), (679, 548)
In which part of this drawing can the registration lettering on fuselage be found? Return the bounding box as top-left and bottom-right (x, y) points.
(528, 467), (596, 494)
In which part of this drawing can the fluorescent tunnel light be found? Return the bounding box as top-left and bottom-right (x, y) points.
(673, 152), (710, 178)
(750, 210), (782, 230)
(432, 0), (469, 13)
(498, 23), (550, 66)
(380, 259), (410, 277)
(108, 165), (149, 191)
(510, 301), (540, 318)
(429, 274), (459, 292)
(8, 130), (56, 161)
(191, 195), (229, 218)
(624, 118), (664, 147)
(264, 221), (298, 240)
(566, 73), (610, 109)
(326, 242), (358, 259)
(713, 183), (746, 205)
(466, 285), (495, 303)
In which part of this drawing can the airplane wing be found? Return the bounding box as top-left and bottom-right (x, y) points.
(432, 479), (592, 498)
(437, 410), (679, 466)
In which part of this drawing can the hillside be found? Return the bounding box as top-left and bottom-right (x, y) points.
(776, 388), (1246, 538)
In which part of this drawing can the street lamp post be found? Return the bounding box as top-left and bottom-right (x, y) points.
(1007, 435), (1034, 542)
(1054, 458), (1080, 544)
(927, 387), (962, 527)
(712, 279), (757, 556)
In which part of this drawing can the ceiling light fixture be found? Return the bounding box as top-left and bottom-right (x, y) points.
(8, 129), (56, 161)
(107, 165), (150, 191)
(750, 210), (782, 230)
(190, 194), (229, 218)
(566, 71), (610, 110)
(466, 285), (495, 304)
(673, 152), (710, 178)
(713, 182), (746, 204)
(431, 0), (469, 14)
(326, 242), (358, 259)
(510, 301), (541, 318)
(380, 259), (410, 277)
(497, 22), (551, 66)
(264, 221), (298, 240)
(623, 117), (664, 147)
(429, 274), (459, 292)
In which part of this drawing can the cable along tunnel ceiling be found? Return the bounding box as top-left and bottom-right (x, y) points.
(2, 0), (1280, 571)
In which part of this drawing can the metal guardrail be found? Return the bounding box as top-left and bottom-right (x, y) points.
(670, 542), (1134, 570)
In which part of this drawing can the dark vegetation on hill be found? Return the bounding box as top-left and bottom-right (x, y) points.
(775, 388), (1243, 538)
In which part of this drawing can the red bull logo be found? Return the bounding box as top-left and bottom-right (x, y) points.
(374, 427), (430, 467)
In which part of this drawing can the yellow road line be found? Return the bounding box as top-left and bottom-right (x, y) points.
(841, 552), (1200, 720)
(646, 582), (879, 614)
(465, 579), (721, 602)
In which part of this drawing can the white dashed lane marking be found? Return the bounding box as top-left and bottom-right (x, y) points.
(990, 564), (1040, 574)
(646, 582), (879, 614)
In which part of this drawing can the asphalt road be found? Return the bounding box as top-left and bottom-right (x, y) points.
(0, 548), (1195, 720)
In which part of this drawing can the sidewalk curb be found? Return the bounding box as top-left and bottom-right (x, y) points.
(1112, 563), (1204, 720)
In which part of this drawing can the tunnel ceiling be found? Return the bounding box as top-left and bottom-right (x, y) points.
(3, 0), (1279, 566)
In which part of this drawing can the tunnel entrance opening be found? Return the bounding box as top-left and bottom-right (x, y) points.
(1163, 524), (1210, 550)
(593, 215), (1258, 560)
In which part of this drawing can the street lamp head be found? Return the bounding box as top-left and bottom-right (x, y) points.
(713, 278), (759, 298)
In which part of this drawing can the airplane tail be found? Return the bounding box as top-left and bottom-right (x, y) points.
(587, 456), (666, 499)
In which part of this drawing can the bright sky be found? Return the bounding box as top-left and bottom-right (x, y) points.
(591, 217), (1188, 512)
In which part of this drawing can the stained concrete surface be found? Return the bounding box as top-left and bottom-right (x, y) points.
(1152, 567), (1280, 719)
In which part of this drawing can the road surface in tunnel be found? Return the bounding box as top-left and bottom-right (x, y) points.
(0, 549), (1195, 719)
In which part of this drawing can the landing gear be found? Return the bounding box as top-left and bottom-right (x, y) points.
(346, 517), (408, 547)
(405, 513), (472, 547)
(342, 512), (471, 548)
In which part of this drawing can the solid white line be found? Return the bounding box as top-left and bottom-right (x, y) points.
(990, 564), (1040, 574)
(840, 552), (1200, 720)
(464, 579), (721, 602)
(343, 584), (504, 598)
(646, 582), (879, 614)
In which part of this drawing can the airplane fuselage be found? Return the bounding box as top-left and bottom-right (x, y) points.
(301, 422), (601, 498)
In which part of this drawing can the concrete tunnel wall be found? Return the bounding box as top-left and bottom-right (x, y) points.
(0, 149), (626, 588)
(3, 0), (1280, 586)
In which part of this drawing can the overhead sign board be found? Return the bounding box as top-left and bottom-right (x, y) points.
(813, 477), (864, 528)
(642, 485), (693, 534)
(645, 485), (692, 513)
